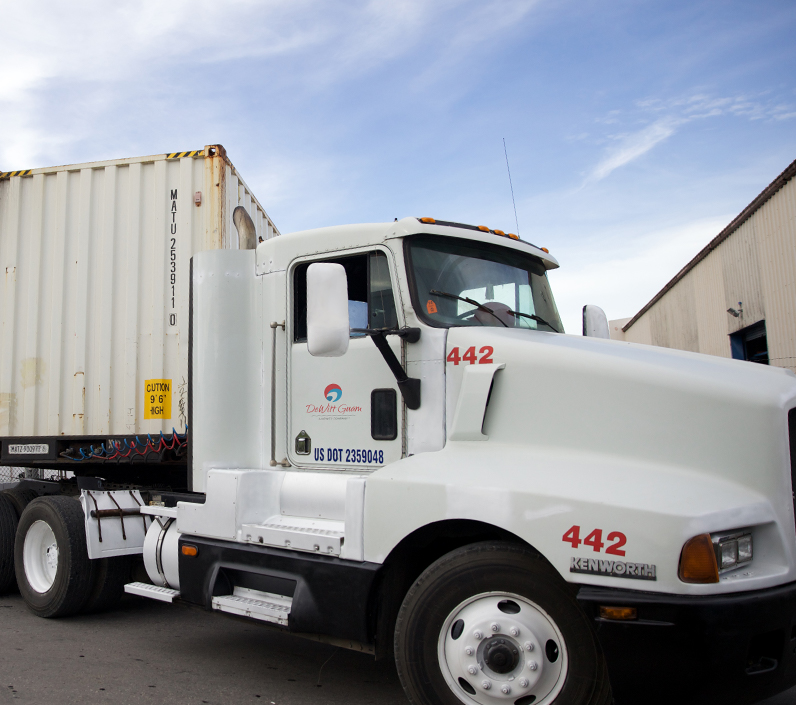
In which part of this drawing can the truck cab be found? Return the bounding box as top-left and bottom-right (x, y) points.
(5, 216), (796, 705)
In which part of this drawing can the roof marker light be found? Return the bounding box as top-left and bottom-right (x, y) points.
(541, 247), (549, 253)
(419, 217), (436, 224)
(477, 225), (490, 232)
(507, 234), (519, 240)
(493, 229), (505, 236)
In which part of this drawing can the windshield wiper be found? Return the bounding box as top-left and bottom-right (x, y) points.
(507, 309), (559, 333)
(429, 290), (508, 327)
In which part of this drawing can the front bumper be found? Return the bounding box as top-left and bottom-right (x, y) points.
(577, 581), (796, 705)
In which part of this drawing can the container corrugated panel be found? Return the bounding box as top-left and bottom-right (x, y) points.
(0, 144), (279, 438)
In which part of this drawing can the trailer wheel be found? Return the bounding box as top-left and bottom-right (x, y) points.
(2, 487), (39, 518)
(394, 541), (611, 705)
(82, 555), (132, 614)
(0, 494), (18, 594)
(14, 496), (93, 618)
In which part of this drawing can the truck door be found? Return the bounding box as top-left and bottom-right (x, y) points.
(288, 249), (403, 469)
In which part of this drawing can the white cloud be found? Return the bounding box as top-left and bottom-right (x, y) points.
(583, 91), (796, 184)
(587, 118), (678, 182)
(0, 0), (542, 170)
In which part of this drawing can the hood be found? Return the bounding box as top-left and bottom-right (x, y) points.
(446, 327), (796, 503)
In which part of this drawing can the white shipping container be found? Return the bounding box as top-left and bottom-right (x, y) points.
(0, 144), (278, 439)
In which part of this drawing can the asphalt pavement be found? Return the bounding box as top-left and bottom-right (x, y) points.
(0, 593), (794, 705)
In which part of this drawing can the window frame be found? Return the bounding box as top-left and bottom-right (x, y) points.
(403, 233), (560, 331)
(290, 246), (401, 344)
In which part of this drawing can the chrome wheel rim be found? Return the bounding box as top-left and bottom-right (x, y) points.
(438, 591), (568, 705)
(23, 520), (59, 593)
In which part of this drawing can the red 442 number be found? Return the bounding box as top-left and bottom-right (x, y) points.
(562, 525), (627, 556)
(447, 346), (494, 365)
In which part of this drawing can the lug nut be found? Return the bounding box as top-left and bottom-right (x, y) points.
(481, 680), (492, 690)
(519, 678), (529, 688)
(465, 646), (474, 656)
(510, 627), (519, 637)
(468, 666), (477, 675)
(473, 630), (483, 640)
(491, 622), (500, 632)
(501, 685), (511, 694)
(524, 641), (534, 652)
(528, 661), (538, 671)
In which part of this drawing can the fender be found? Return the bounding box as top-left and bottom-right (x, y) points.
(363, 442), (795, 595)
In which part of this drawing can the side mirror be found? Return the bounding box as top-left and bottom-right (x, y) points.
(233, 206), (257, 249)
(582, 305), (610, 339)
(307, 263), (350, 357)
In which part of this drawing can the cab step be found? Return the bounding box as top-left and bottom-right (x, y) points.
(241, 515), (344, 556)
(212, 587), (292, 625)
(124, 581), (180, 603)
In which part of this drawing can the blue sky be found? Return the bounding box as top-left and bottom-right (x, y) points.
(2, 0), (795, 333)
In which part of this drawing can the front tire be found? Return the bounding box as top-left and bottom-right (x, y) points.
(14, 496), (94, 617)
(394, 542), (611, 705)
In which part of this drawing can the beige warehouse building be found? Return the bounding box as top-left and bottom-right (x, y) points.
(610, 159), (796, 372)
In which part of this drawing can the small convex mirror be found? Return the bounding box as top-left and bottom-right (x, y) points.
(582, 305), (610, 339)
(307, 262), (350, 357)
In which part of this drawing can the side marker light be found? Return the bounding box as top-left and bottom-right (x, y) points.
(181, 544), (198, 557)
(599, 606), (637, 621)
(679, 534), (719, 583)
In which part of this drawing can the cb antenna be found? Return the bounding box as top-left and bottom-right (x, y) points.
(503, 137), (520, 236)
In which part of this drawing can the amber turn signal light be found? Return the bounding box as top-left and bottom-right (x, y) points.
(679, 534), (719, 583)
(181, 544), (198, 557)
(599, 606), (637, 621)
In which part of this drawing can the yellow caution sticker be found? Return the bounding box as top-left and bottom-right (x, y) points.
(144, 379), (172, 420)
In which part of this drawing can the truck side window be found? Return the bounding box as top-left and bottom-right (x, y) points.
(293, 251), (397, 342)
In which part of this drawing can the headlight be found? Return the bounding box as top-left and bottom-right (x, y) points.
(713, 532), (753, 572)
(679, 530), (754, 583)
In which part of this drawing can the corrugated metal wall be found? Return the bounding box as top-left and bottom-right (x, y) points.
(622, 175), (796, 371)
(0, 146), (278, 438)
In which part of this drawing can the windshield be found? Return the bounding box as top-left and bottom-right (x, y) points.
(405, 235), (563, 333)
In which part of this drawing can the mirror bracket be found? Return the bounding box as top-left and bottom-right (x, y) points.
(352, 328), (421, 410)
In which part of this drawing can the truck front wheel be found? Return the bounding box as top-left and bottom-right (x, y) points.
(14, 496), (94, 618)
(394, 541), (611, 705)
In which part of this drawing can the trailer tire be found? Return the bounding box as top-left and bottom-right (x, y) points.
(394, 541), (611, 705)
(0, 494), (18, 594)
(2, 487), (39, 519)
(82, 555), (132, 614)
(14, 496), (93, 618)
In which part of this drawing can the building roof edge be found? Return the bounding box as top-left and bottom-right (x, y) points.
(623, 158), (796, 332)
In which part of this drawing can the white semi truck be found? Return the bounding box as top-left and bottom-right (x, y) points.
(1, 212), (796, 705)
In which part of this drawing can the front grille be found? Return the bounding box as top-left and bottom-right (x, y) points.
(789, 409), (796, 533)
